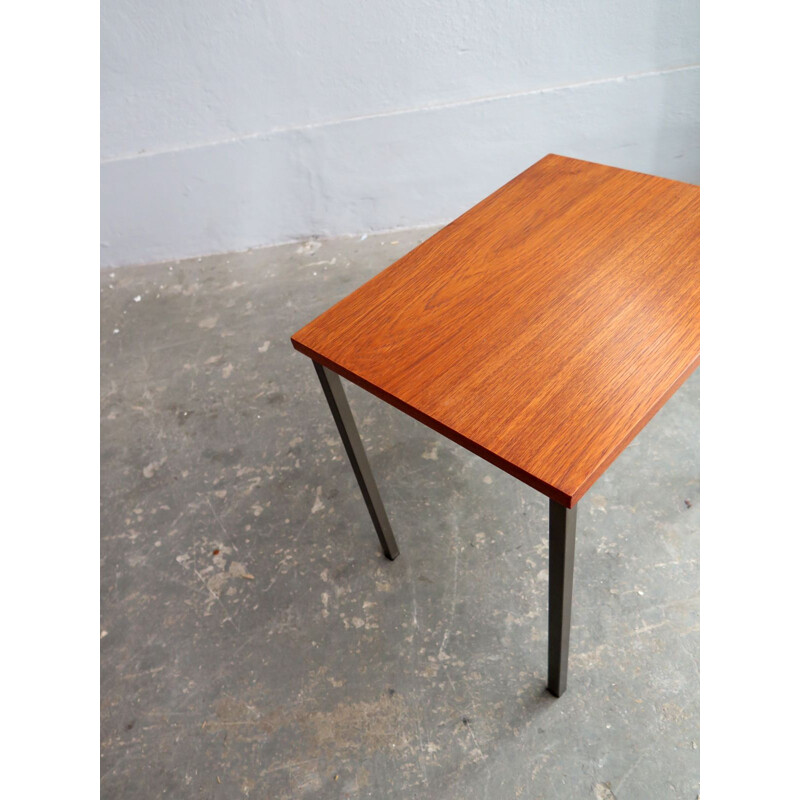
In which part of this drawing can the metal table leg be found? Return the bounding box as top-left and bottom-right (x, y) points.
(313, 361), (400, 560)
(548, 499), (577, 697)
(314, 359), (578, 692)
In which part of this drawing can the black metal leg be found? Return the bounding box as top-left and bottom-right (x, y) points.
(313, 361), (400, 560)
(547, 499), (577, 697)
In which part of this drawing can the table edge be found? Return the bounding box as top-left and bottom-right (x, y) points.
(293, 335), (699, 509)
(293, 335), (562, 506)
(568, 353), (700, 505)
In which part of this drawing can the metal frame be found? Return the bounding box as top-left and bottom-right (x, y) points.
(312, 359), (578, 695)
(314, 361), (399, 560)
(547, 499), (577, 697)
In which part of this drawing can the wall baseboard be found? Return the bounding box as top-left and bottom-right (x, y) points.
(101, 67), (698, 268)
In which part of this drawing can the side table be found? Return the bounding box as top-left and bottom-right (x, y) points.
(291, 154), (699, 696)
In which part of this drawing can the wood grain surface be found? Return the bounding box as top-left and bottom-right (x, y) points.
(292, 154), (699, 507)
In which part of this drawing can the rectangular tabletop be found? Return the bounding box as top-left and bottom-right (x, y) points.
(291, 154), (699, 507)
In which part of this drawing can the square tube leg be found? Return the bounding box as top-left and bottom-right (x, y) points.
(313, 361), (400, 560)
(548, 499), (577, 697)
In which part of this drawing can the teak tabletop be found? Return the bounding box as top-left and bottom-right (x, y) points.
(291, 153), (698, 696)
(292, 154), (699, 508)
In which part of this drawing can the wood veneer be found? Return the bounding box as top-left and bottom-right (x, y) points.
(291, 154), (699, 507)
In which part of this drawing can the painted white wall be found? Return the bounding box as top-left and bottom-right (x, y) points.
(101, 0), (699, 267)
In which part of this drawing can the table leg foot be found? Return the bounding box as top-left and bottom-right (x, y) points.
(313, 361), (400, 560)
(547, 499), (577, 697)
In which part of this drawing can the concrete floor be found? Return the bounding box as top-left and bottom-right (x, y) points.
(100, 228), (699, 799)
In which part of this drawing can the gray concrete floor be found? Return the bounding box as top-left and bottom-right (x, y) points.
(100, 229), (699, 799)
